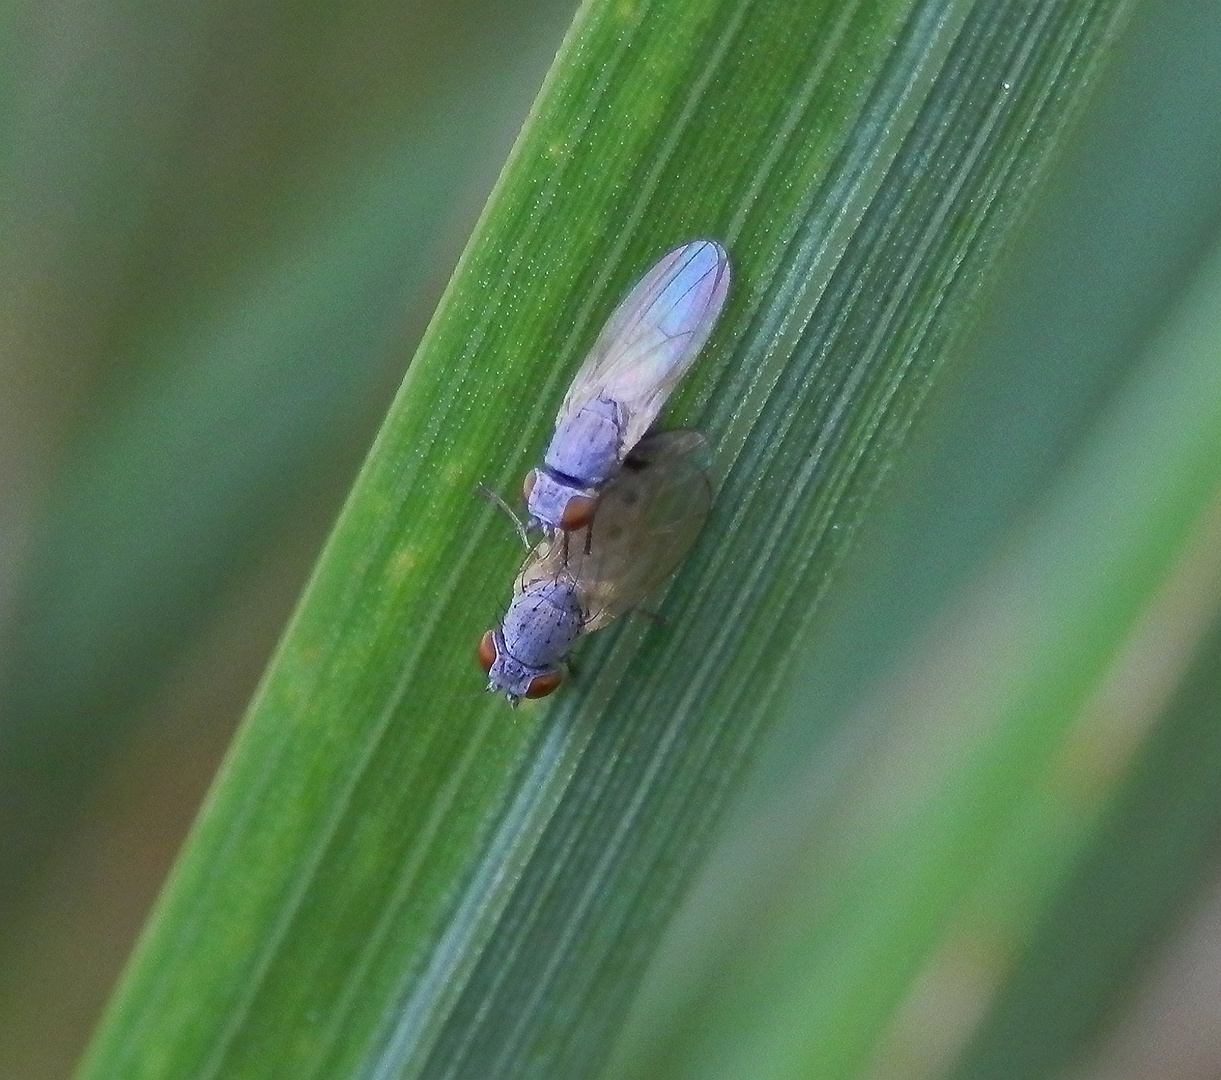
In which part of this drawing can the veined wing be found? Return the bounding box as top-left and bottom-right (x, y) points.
(558, 241), (730, 453)
(533, 430), (711, 632)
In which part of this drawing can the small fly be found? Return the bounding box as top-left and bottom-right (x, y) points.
(481, 430), (711, 704)
(522, 240), (729, 536)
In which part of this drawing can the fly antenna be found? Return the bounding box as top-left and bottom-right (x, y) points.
(475, 483), (531, 548)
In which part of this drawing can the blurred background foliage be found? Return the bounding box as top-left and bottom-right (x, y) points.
(1, 0), (1220, 1077)
(0, 0), (575, 1073)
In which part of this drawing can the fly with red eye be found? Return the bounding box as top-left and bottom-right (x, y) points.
(481, 430), (711, 704)
(521, 240), (729, 538)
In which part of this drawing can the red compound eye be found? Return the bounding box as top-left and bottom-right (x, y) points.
(524, 670), (564, 698)
(477, 630), (497, 672)
(560, 494), (596, 531)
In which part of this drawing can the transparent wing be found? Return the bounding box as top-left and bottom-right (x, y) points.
(520, 430), (711, 632)
(558, 241), (730, 453)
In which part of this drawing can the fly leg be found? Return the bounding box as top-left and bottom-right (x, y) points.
(632, 607), (667, 627)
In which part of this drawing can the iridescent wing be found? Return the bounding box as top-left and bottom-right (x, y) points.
(557, 241), (730, 455)
(519, 430), (712, 632)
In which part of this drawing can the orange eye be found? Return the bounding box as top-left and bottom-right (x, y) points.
(477, 630), (498, 672)
(524, 670), (564, 698)
(560, 494), (596, 531)
(523, 470), (537, 501)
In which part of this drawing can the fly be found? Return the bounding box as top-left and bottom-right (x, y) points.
(522, 239), (729, 536)
(481, 430), (711, 703)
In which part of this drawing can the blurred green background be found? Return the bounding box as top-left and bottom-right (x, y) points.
(0, 0), (575, 1074)
(3, 0), (1221, 1077)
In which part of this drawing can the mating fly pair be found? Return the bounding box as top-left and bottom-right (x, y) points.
(479, 240), (731, 704)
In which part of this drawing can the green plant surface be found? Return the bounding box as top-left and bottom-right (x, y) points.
(608, 0), (1221, 1074)
(0, 0), (574, 921)
(608, 223), (1221, 1080)
(74, 0), (1138, 1078)
(953, 557), (1221, 1080)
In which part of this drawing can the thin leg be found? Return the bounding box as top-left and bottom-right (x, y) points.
(632, 607), (667, 626)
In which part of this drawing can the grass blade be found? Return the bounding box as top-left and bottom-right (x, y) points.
(76, 0), (1132, 1077)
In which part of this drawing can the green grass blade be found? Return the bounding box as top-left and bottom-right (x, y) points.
(0, 0), (574, 918)
(608, 221), (1221, 1080)
(76, 0), (1131, 1077)
(953, 590), (1221, 1079)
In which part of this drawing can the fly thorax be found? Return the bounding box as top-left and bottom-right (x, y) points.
(544, 397), (624, 485)
(500, 579), (584, 669)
